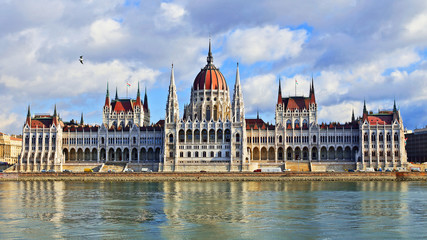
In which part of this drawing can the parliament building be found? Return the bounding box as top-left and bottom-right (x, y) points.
(17, 42), (408, 172)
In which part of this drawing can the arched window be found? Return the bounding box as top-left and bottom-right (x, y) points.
(209, 129), (215, 142)
(294, 119), (300, 129)
(202, 129), (208, 142)
(236, 133), (240, 143)
(364, 133), (368, 142)
(210, 151), (214, 157)
(179, 130), (185, 142)
(133, 137), (136, 144)
(371, 133), (376, 142)
(394, 133), (398, 142)
(217, 129), (223, 142)
(194, 130), (200, 142)
(387, 133), (391, 141)
(206, 106), (211, 121)
(101, 137), (105, 144)
(313, 135), (317, 143)
(379, 133), (383, 142)
(279, 135), (282, 143)
(187, 151), (191, 157)
(180, 152), (183, 157)
(225, 129), (231, 142)
(203, 151), (206, 157)
(169, 134), (174, 143)
(213, 106), (218, 121)
(303, 119), (308, 129)
(195, 152), (199, 158)
(186, 130), (192, 142)
(286, 120), (292, 129)
(218, 151), (222, 157)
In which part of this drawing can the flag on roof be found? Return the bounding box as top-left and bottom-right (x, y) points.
(127, 83), (131, 87)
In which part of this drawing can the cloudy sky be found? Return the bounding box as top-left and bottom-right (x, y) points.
(1, 0), (427, 134)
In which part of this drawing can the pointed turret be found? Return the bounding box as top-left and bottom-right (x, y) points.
(52, 104), (59, 126)
(135, 82), (142, 107)
(277, 78), (283, 105)
(207, 38), (214, 65)
(166, 64), (179, 123)
(232, 62), (245, 122)
(80, 113), (84, 125)
(310, 76), (316, 104)
(393, 99), (397, 112)
(143, 86), (148, 111)
(351, 109), (355, 122)
(393, 99), (399, 121)
(26, 105), (31, 125)
(362, 99), (368, 121)
(115, 87), (118, 100)
(104, 82), (110, 106)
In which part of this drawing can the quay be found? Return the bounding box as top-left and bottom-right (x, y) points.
(0, 172), (426, 182)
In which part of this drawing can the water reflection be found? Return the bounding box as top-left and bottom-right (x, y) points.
(0, 181), (425, 239)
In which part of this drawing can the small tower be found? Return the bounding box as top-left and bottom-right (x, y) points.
(143, 86), (150, 126)
(232, 63), (245, 123)
(362, 99), (368, 121)
(53, 104), (59, 126)
(80, 113), (84, 125)
(166, 64), (180, 123)
(26, 105), (31, 126)
(309, 76), (316, 105)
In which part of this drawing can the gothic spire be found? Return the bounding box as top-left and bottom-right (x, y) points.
(393, 98), (397, 112)
(207, 38), (213, 65)
(80, 113), (84, 125)
(105, 82), (111, 106)
(53, 104), (57, 117)
(363, 99), (367, 113)
(26, 105), (31, 125)
(166, 63), (179, 123)
(115, 87), (118, 100)
(143, 85), (148, 110)
(27, 105), (31, 118)
(277, 77), (283, 104)
(137, 81), (140, 98)
(351, 109), (355, 122)
(232, 62), (244, 122)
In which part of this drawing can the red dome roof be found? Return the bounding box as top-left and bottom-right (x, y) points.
(193, 64), (227, 91)
(192, 40), (228, 91)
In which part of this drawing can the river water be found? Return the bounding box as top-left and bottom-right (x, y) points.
(0, 181), (426, 239)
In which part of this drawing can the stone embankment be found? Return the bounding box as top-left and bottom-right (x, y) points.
(0, 172), (425, 181)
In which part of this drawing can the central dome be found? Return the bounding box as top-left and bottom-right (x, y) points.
(192, 41), (228, 91)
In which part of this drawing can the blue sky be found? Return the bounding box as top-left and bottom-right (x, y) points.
(0, 0), (426, 134)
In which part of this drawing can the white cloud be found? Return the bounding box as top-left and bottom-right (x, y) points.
(225, 25), (307, 64)
(154, 3), (187, 30)
(242, 74), (276, 113)
(90, 18), (126, 46)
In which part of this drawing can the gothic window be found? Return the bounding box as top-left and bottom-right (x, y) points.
(394, 133), (398, 142)
(313, 135), (317, 143)
(169, 134), (174, 143)
(364, 133), (368, 142)
(303, 119), (308, 129)
(218, 152), (222, 157)
(279, 135), (282, 143)
(217, 129), (223, 142)
(236, 151), (240, 157)
(101, 137), (105, 144)
(194, 130), (200, 142)
(206, 106), (211, 121)
(180, 152), (183, 157)
(169, 152), (173, 157)
(371, 133), (376, 142)
(45, 136), (49, 144)
(294, 119), (300, 129)
(236, 133), (240, 143)
(286, 120), (292, 129)
(387, 133), (391, 141)
(179, 130), (185, 142)
(187, 151), (191, 157)
(210, 151), (214, 157)
(133, 137), (136, 144)
(186, 130), (192, 142)
(202, 129), (208, 142)
(225, 129), (231, 142)
(203, 151), (206, 157)
(209, 129), (215, 142)
(195, 152), (199, 158)
(214, 106), (218, 121)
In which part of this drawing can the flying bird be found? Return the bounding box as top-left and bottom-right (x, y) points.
(79, 56), (84, 64)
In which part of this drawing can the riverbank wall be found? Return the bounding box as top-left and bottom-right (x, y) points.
(0, 172), (426, 181)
